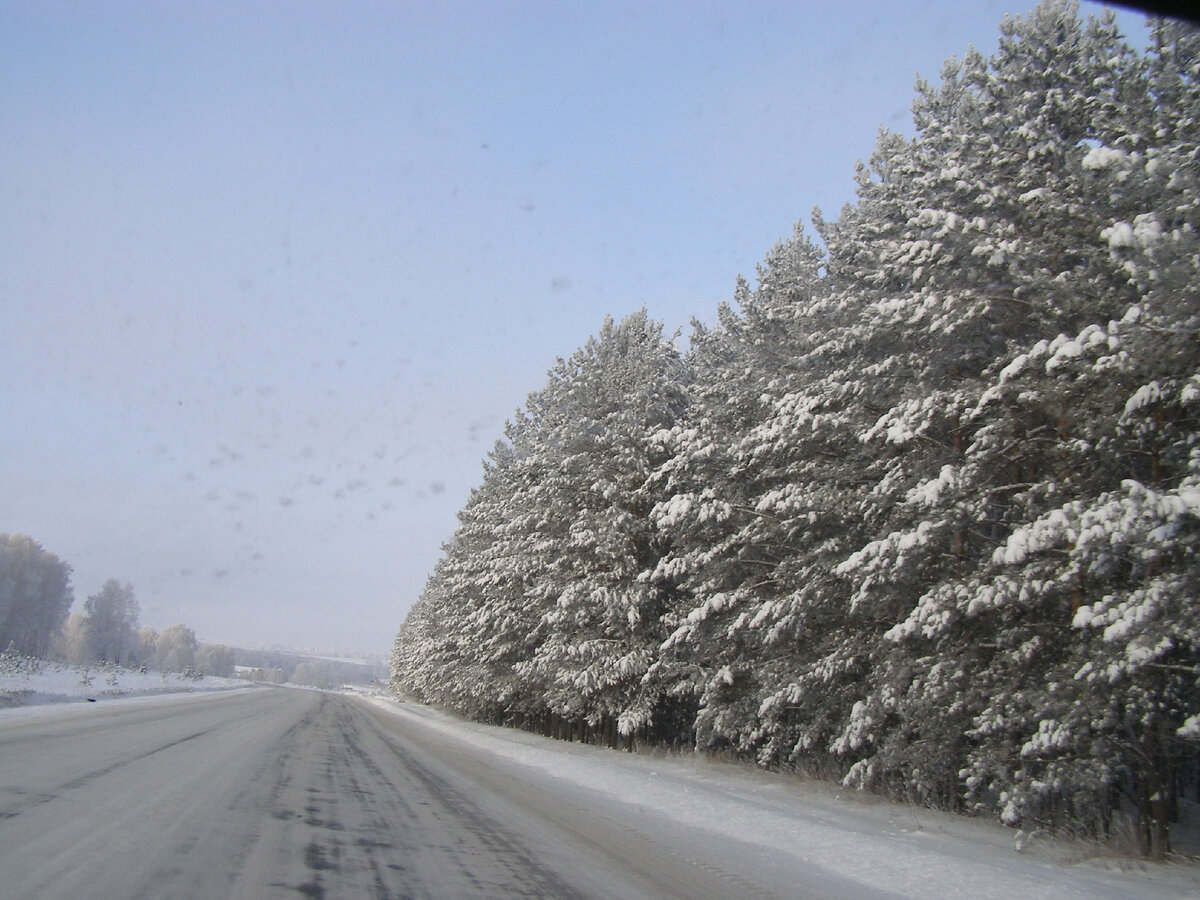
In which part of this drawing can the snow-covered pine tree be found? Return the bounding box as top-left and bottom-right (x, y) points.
(392, 311), (690, 743)
(512, 311), (689, 745)
(949, 16), (1200, 854)
(646, 225), (883, 768)
(826, 1), (1154, 810)
(842, 6), (1199, 850)
(390, 431), (547, 722)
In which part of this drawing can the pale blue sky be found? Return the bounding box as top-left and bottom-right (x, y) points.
(1, 1), (1144, 653)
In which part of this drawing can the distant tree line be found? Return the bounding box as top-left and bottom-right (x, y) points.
(391, 3), (1200, 858)
(0, 534), (233, 677)
(231, 647), (386, 686)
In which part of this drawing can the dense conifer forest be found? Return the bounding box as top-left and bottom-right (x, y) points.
(391, 1), (1200, 856)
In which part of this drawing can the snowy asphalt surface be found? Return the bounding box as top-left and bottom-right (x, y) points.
(0, 687), (871, 899)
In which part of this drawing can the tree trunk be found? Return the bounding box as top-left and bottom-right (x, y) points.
(1137, 718), (1171, 860)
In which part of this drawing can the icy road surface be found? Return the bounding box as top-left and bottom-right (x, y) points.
(0, 688), (1194, 899)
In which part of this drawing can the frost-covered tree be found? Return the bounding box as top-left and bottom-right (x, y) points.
(54, 612), (89, 664)
(154, 623), (199, 673)
(137, 626), (158, 669)
(81, 579), (140, 666)
(291, 659), (334, 689)
(195, 643), (234, 677)
(0, 533), (74, 658)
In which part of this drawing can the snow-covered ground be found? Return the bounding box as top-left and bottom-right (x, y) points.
(0, 660), (245, 712)
(365, 693), (1200, 900)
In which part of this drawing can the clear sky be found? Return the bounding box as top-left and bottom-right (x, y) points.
(1, 1), (1145, 655)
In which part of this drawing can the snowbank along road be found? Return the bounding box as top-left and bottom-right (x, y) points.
(0, 687), (873, 899)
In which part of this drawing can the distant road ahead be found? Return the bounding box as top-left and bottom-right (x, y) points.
(0, 688), (845, 899)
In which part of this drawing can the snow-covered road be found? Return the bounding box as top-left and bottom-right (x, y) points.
(0, 688), (1193, 899)
(0, 687), (824, 898)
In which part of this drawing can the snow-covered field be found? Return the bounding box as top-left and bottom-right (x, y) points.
(365, 694), (1200, 900)
(0, 660), (244, 712)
